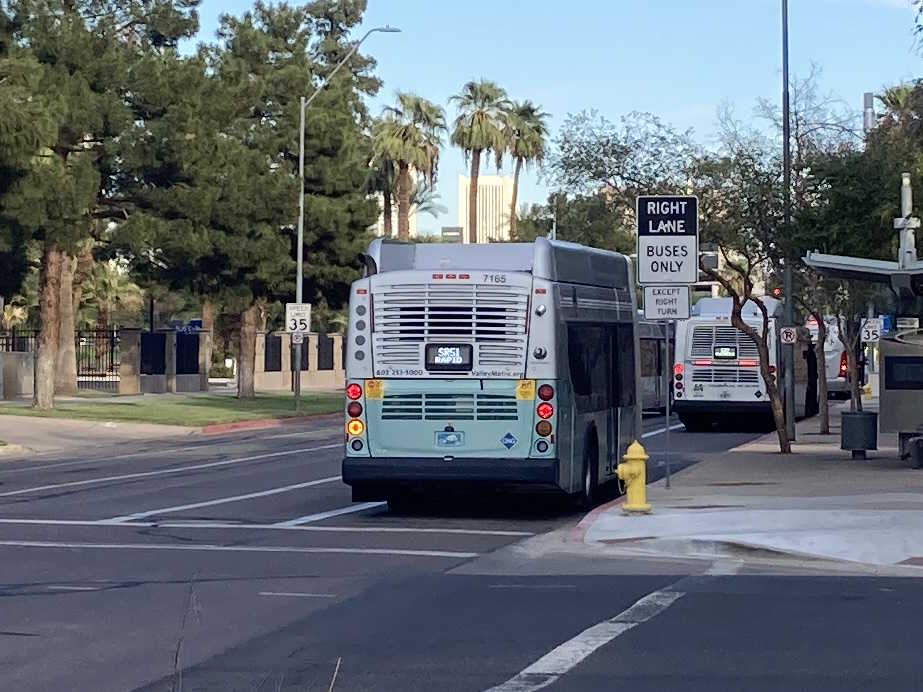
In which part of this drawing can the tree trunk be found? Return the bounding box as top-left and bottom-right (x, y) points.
(732, 311), (791, 453)
(382, 190), (394, 239)
(468, 149), (481, 244)
(397, 161), (411, 241)
(33, 244), (63, 410)
(509, 156), (523, 239)
(202, 297), (216, 380)
(55, 253), (78, 396)
(838, 318), (862, 413)
(237, 303), (259, 399)
(813, 312), (830, 435)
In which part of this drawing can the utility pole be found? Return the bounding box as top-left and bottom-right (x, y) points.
(781, 0), (796, 442)
(292, 25), (399, 410)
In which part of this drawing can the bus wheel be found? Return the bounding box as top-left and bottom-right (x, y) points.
(577, 438), (599, 510)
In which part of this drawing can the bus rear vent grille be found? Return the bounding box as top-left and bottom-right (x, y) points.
(381, 393), (519, 421)
(691, 368), (761, 384)
(691, 326), (759, 359)
(372, 282), (529, 370)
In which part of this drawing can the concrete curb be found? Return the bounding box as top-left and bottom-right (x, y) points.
(200, 412), (341, 435)
(570, 493), (626, 542)
(0, 443), (28, 458)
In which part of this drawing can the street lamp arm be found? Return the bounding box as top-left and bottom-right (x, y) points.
(302, 27), (396, 112)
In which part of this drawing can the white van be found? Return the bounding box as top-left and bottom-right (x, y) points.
(673, 297), (808, 431)
(805, 317), (849, 398)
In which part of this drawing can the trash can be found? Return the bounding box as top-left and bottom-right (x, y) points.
(841, 410), (878, 460)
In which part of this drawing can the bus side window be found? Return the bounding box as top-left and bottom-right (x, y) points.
(615, 325), (636, 406)
(567, 325), (592, 396)
(568, 325), (606, 407)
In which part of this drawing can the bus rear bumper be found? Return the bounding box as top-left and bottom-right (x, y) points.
(673, 400), (771, 415)
(342, 457), (560, 495)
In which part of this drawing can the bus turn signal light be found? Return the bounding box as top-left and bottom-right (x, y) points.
(346, 383), (362, 400)
(536, 402), (554, 420)
(346, 419), (365, 436)
(536, 420), (552, 437)
(347, 401), (362, 418)
(537, 384), (554, 401)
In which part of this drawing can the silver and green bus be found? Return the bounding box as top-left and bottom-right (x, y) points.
(342, 237), (642, 507)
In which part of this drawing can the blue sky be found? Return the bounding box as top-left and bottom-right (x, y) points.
(195, 0), (922, 234)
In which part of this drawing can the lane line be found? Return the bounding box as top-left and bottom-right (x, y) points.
(106, 476), (342, 522)
(0, 517), (533, 536)
(484, 588), (685, 692)
(0, 443), (342, 498)
(0, 445), (202, 475)
(263, 429), (340, 440)
(258, 591), (336, 598)
(273, 502), (386, 526)
(0, 540), (478, 559)
(46, 585), (98, 591)
(488, 584), (577, 590)
(641, 423), (684, 439)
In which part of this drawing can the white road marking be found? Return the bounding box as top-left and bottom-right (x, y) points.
(106, 476), (342, 522)
(46, 585), (98, 591)
(273, 502), (386, 526)
(641, 423), (685, 439)
(263, 429), (340, 440)
(0, 443), (341, 498)
(484, 588), (684, 692)
(0, 445), (202, 475)
(258, 591), (336, 598)
(0, 517), (534, 536)
(0, 540), (478, 559)
(488, 584), (577, 590)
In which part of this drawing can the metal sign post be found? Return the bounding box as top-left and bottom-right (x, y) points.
(637, 195), (698, 491)
(285, 302), (312, 411)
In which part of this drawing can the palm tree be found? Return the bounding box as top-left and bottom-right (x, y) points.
(80, 261), (144, 330)
(368, 154), (396, 238)
(408, 180), (448, 220)
(373, 93), (446, 241)
(450, 80), (510, 243)
(504, 100), (549, 237)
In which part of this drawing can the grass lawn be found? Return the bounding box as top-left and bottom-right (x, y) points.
(0, 393), (342, 427)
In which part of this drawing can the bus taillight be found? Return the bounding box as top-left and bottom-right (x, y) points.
(537, 402), (554, 419)
(839, 351), (848, 376)
(537, 384), (554, 401)
(346, 383), (362, 400)
(535, 420), (552, 437)
(347, 401), (363, 418)
(347, 419), (365, 436)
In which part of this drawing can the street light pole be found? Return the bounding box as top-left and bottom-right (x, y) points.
(781, 0), (796, 442)
(293, 25), (400, 411)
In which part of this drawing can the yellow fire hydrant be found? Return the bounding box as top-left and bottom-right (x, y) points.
(617, 440), (652, 514)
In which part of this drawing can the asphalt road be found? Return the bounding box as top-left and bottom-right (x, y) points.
(2, 415), (918, 691)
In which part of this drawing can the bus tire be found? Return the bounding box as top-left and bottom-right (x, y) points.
(577, 435), (599, 510)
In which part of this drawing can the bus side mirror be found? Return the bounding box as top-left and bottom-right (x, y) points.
(358, 253), (377, 277)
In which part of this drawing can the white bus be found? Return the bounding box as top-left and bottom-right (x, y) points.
(341, 238), (643, 508)
(672, 297), (810, 431)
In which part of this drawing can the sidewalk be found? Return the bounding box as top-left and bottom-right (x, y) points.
(583, 400), (923, 570)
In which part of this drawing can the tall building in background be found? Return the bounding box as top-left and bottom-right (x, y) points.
(457, 175), (514, 243)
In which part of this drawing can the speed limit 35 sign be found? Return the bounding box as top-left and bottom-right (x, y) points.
(285, 303), (312, 333)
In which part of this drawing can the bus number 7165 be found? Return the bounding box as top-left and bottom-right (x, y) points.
(482, 273), (507, 284)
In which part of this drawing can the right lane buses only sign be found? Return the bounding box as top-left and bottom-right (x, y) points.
(636, 195), (698, 285)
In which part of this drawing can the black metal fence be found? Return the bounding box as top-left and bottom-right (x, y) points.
(141, 332), (166, 375)
(76, 329), (120, 392)
(317, 333), (334, 371)
(264, 334), (282, 372)
(176, 332), (200, 375)
(0, 329), (38, 353)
